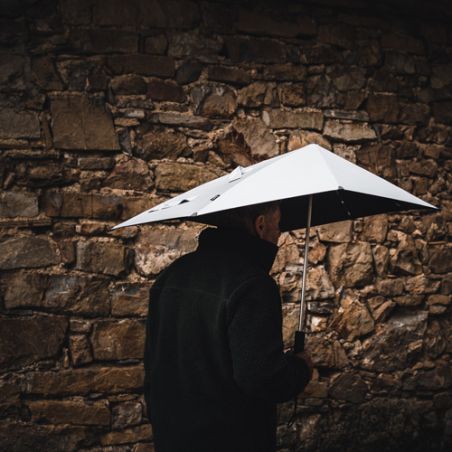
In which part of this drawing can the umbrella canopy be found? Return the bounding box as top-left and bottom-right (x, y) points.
(113, 143), (436, 231)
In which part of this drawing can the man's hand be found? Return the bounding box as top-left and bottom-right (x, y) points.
(295, 351), (314, 379)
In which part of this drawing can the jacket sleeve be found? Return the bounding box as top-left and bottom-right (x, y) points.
(226, 275), (311, 403)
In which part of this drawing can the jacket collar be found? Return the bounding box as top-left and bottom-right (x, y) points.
(197, 227), (278, 274)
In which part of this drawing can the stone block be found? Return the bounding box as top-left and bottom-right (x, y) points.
(139, 128), (188, 160)
(0, 315), (67, 369)
(201, 88), (237, 118)
(318, 220), (352, 243)
(3, 272), (110, 316)
(134, 226), (200, 276)
(0, 422), (92, 452)
(429, 246), (452, 273)
(329, 373), (368, 403)
(328, 242), (374, 288)
(398, 101), (430, 125)
(42, 191), (123, 220)
(91, 319), (145, 361)
(0, 191), (38, 217)
(237, 83), (273, 108)
(376, 278), (404, 296)
(0, 54), (24, 86)
(288, 131), (331, 151)
(111, 284), (150, 317)
(107, 55), (175, 77)
(307, 336), (348, 369)
(225, 36), (287, 63)
(0, 236), (59, 270)
(262, 109), (323, 130)
(278, 83), (305, 106)
(214, 130), (253, 168)
(78, 156), (115, 170)
(232, 117), (279, 159)
(76, 240), (127, 276)
(56, 57), (108, 92)
(324, 120), (377, 142)
(147, 79), (185, 102)
(404, 274), (440, 295)
(367, 93), (399, 123)
(69, 335), (93, 366)
(306, 266), (335, 301)
(101, 424), (153, 446)
(331, 67), (366, 92)
(152, 112), (212, 130)
(50, 94), (119, 151)
(31, 56), (63, 91)
(25, 366), (144, 395)
(104, 157), (153, 191)
(207, 65), (250, 85)
(0, 109), (40, 139)
(331, 294), (375, 340)
(356, 143), (396, 179)
(111, 75), (147, 95)
(176, 60), (203, 85)
(28, 399), (110, 426)
(69, 29), (137, 54)
(360, 215), (388, 242)
(155, 161), (221, 193)
(112, 401), (143, 429)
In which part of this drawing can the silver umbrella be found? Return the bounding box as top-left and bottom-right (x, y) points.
(114, 144), (437, 350)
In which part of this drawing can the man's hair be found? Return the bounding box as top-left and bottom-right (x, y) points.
(211, 201), (280, 232)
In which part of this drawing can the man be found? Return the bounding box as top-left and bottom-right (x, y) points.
(144, 201), (313, 452)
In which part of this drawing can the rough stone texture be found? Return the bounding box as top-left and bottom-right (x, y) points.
(0, 237), (60, 270)
(0, 316), (68, 369)
(328, 242), (374, 288)
(111, 284), (150, 317)
(91, 319), (145, 360)
(28, 399), (110, 426)
(155, 161), (221, 192)
(112, 401), (143, 429)
(0, 109), (40, 139)
(331, 294), (375, 341)
(233, 118), (279, 159)
(76, 240), (127, 276)
(0, 192), (39, 217)
(134, 226), (200, 276)
(50, 95), (120, 151)
(2, 272), (110, 315)
(324, 120), (377, 142)
(26, 366), (144, 396)
(262, 109), (323, 130)
(139, 128), (188, 160)
(1, 1), (450, 450)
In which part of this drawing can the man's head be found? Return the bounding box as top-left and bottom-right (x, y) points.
(213, 201), (281, 245)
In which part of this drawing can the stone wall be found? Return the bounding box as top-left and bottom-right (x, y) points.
(0, 0), (451, 450)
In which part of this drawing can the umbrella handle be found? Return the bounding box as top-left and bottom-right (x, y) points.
(294, 331), (305, 353)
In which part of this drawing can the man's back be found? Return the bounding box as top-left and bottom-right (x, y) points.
(144, 227), (310, 452)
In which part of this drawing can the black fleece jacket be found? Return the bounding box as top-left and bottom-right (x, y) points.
(144, 227), (311, 452)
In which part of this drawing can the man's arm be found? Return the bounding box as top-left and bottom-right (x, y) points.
(227, 275), (312, 403)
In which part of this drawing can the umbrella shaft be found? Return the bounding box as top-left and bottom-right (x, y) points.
(298, 195), (312, 332)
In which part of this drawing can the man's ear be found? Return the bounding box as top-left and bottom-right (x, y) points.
(254, 214), (265, 238)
